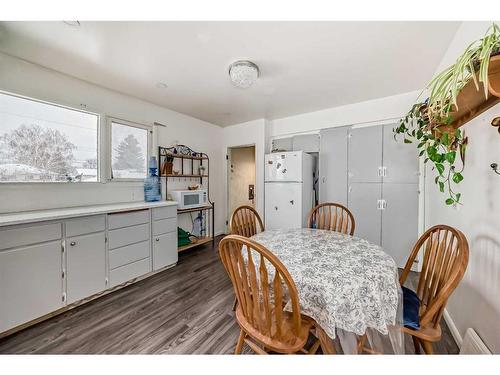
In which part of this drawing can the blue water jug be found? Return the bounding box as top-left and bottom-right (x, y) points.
(144, 156), (161, 202)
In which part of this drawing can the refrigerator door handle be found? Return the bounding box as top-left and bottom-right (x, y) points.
(290, 200), (294, 205)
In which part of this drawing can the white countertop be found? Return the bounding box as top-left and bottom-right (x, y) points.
(0, 201), (178, 227)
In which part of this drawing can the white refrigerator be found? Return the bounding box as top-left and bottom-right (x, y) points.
(264, 151), (314, 230)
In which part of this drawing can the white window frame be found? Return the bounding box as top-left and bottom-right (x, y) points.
(107, 117), (152, 182)
(0, 90), (101, 184)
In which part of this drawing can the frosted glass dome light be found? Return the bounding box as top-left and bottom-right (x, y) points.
(228, 60), (260, 88)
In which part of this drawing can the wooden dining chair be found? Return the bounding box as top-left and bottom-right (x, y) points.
(229, 205), (264, 237)
(229, 205), (265, 310)
(219, 235), (321, 354)
(399, 225), (469, 354)
(307, 202), (355, 236)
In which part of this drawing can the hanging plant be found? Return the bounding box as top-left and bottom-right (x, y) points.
(394, 23), (500, 205)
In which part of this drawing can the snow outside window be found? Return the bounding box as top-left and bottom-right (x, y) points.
(110, 120), (149, 180)
(0, 91), (99, 183)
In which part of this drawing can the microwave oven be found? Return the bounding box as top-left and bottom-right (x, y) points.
(171, 189), (208, 209)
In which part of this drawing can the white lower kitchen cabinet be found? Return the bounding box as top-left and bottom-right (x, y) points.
(153, 232), (178, 270)
(66, 231), (106, 304)
(0, 241), (63, 332)
(0, 201), (178, 336)
(152, 207), (178, 271)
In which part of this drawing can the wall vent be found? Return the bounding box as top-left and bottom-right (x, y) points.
(460, 328), (491, 354)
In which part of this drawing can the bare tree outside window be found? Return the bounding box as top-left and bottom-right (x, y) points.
(0, 92), (99, 182)
(1, 124), (77, 178)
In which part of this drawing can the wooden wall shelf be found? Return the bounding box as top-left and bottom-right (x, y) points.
(448, 55), (500, 129)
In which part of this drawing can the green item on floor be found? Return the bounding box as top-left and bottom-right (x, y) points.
(178, 227), (192, 247)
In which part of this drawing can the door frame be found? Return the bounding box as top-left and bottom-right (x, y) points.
(226, 144), (256, 233)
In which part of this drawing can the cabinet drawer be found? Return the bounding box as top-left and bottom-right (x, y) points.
(152, 217), (177, 236)
(152, 206), (177, 221)
(108, 210), (149, 230)
(109, 258), (151, 288)
(0, 223), (62, 251)
(109, 240), (150, 270)
(108, 223), (150, 250)
(65, 215), (105, 237)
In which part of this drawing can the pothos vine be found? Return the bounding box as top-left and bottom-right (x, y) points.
(394, 101), (467, 206)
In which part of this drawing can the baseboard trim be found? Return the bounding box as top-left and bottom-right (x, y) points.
(444, 308), (463, 347)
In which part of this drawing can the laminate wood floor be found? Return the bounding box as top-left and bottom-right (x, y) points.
(0, 236), (459, 354)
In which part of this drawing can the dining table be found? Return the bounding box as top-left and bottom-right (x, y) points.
(250, 228), (404, 354)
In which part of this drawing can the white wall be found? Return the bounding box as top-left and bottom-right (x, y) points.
(0, 52), (226, 235)
(425, 21), (500, 353)
(222, 119), (266, 231)
(268, 90), (421, 138)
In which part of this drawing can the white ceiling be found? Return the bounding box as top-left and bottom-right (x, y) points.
(0, 21), (460, 126)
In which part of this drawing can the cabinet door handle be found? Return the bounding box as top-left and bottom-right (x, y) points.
(377, 167), (383, 177)
(156, 238), (160, 242)
(70, 241), (76, 246)
(382, 166), (387, 177)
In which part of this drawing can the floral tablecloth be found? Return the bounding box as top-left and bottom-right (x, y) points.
(251, 228), (401, 342)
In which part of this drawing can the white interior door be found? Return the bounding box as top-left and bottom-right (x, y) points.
(265, 183), (302, 230)
(348, 183), (382, 245)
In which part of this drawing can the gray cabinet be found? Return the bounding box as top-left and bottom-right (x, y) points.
(346, 124), (419, 267)
(381, 184), (419, 267)
(292, 134), (319, 152)
(66, 231), (106, 304)
(151, 207), (178, 271)
(0, 204), (178, 335)
(0, 241), (63, 332)
(382, 124), (420, 184)
(272, 137), (293, 152)
(153, 232), (178, 270)
(319, 127), (349, 206)
(107, 210), (152, 288)
(348, 126), (383, 183)
(348, 183), (382, 245)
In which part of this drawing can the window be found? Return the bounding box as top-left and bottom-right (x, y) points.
(110, 119), (150, 180)
(0, 91), (99, 183)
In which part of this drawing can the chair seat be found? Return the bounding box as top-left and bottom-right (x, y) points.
(235, 307), (313, 353)
(402, 324), (442, 342)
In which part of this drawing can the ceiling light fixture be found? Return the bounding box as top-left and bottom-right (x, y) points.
(63, 21), (81, 27)
(228, 60), (259, 89)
